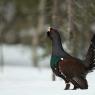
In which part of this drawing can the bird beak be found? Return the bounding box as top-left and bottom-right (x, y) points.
(48, 27), (51, 32)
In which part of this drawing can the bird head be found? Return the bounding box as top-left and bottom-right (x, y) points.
(47, 27), (60, 40)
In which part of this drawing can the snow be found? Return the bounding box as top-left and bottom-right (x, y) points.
(1, 44), (32, 66)
(0, 44), (50, 67)
(0, 44), (95, 95)
(0, 66), (95, 95)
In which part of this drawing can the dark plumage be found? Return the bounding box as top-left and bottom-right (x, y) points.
(47, 27), (95, 90)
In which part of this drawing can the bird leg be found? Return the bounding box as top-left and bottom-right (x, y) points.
(64, 83), (70, 90)
(52, 66), (71, 90)
(72, 85), (78, 90)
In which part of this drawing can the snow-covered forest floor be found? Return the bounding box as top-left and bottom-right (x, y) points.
(0, 66), (95, 95)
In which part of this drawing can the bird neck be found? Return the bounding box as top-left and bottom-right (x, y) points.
(52, 37), (65, 56)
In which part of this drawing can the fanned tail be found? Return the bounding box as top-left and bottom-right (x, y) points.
(84, 34), (95, 72)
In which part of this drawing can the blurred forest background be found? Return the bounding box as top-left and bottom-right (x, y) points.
(0, 0), (95, 68)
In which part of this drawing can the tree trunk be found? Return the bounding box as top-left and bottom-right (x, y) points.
(37, 0), (46, 33)
(0, 45), (4, 72)
(0, 37), (4, 72)
(67, 0), (78, 56)
(32, 36), (38, 67)
(52, 0), (61, 28)
(67, 0), (74, 33)
(32, 0), (46, 67)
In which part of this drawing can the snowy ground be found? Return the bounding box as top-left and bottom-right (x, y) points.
(0, 66), (95, 95)
(0, 44), (50, 67)
(0, 44), (95, 95)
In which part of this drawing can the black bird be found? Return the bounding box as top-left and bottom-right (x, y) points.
(47, 27), (95, 90)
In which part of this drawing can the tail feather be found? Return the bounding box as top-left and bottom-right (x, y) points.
(89, 64), (95, 71)
(84, 34), (95, 72)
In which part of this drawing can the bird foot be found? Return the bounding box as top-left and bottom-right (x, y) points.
(64, 83), (70, 90)
(71, 86), (78, 90)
